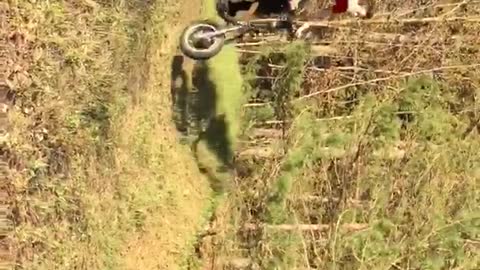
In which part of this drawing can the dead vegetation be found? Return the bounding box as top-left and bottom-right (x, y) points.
(0, 0), (140, 266)
(196, 1), (480, 269)
(1, 0), (212, 269)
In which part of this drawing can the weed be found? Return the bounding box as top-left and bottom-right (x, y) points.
(207, 1), (480, 269)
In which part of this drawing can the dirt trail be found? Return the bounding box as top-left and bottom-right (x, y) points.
(120, 0), (210, 269)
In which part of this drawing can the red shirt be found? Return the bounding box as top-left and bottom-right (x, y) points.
(332, 0), (348, 13)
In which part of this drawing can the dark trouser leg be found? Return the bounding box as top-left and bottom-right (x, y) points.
(278, 10), (295, 39)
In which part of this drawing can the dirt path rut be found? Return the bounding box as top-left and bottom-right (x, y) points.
(120, 0), (210, 269)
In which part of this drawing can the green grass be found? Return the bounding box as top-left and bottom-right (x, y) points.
(209, 37), (480, 268)
(202, 0), (245, 147)
(177, 0), (245, 195)
(207, 48), (245, 149)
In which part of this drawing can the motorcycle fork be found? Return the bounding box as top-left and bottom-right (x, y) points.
(195, 25), (246, 40)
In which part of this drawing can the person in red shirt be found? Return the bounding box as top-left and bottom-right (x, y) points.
(293, 0), (374, 37)
(291, 0), (374, 19)
(331, 0), (374, 18)
(215, 0), (374, 38)
(217, 0), (373, 23)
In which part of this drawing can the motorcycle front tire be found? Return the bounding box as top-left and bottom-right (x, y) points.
(179, 20), (226, 60)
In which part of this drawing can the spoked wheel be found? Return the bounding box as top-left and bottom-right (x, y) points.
(179, 21), (226, 60)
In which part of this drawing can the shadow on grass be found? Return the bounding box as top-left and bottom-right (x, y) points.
(171, 55), (189, 133)
(170, 55), (234, 193)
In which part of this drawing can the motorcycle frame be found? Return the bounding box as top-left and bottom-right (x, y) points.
(194, 18), (295, 40)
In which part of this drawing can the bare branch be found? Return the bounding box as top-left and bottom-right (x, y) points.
(243, 223), (369, 232)
(300, 16), (480, 27)
(297, 64), (480, 100)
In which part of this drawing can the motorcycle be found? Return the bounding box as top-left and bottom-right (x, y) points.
(179, 16), (302, 60)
